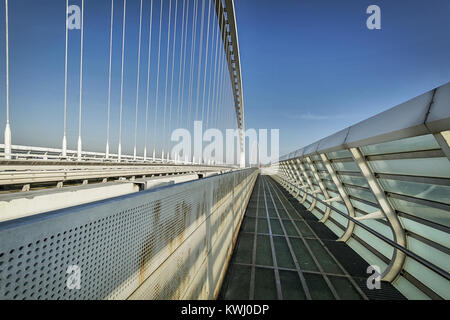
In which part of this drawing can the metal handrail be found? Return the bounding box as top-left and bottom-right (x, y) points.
(277, 175), (450, 281)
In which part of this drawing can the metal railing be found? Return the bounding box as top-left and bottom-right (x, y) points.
(276, 176), (450, 281)
(272, 82), (450, 300)
(0, 168), (258, 300)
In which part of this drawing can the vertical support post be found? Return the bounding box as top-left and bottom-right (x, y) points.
(306, 156), (332, 222)
(106, 0), (115, 160)
(284, 160), (298, 193)
(350, 147), (406, 282)
(289, 160), (308, 203)
(297, 159), (318, 211)
(4, 0), (11, 160)
(320, 153), (356, 242)
(77, 0), (85, 161)
(62, 0), (69, 158)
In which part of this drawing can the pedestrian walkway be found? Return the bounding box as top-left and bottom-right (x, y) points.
(219, 175), (405, 300)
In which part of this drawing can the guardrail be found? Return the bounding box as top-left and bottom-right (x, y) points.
(0, 143), (234, 166)
(0, 168), (258, 300)
(272, 82), (450, 300)
(275, 176), (450, 281)
(0, 159), (234, 190)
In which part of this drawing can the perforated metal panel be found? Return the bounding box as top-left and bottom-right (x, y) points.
(0, 169), (258, 300)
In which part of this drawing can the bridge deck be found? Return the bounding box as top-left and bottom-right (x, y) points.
(219, 175), (405, 300)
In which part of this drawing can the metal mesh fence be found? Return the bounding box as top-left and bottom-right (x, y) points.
(0, 168), (257, 300)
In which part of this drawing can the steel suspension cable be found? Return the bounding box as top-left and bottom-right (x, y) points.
(4, 0), (10, 160)
(212, 9), (224, 130)
(178, 0), (189, 133)
(176, 0), (187, 131)
(219, 24), (231, 133)
(161, 0), (172, 161)
(133, 0), (143, 160)
(207, 1), (219, 130)
(194, 0), (205, 122)
(167, 0), (178, 161)
(205, 0), (217, 130)
(201, 0), (212, 128)
(152, 0), (164, 161)
(218, 50), (227, 132)
(62, 0), (69, 157)
(77, 0), (85, 161)
(186, 0), (198, 134)
(118, 0), (126, 161)
(106, 0), (114, 159)
(215, 47), (224, 129)
(144, 0), (154, 160)
(213, 6), (225, 131)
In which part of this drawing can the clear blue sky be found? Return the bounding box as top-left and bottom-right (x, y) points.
(235, 0), (450, 155)
(0, 0), (449, 157)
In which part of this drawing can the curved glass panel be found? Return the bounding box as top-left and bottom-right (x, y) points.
(324, 180), (339, 192)
(318, 171), (331, 180)
(339, 175), (369, 188)
(389, 197), (449, 227)
(350, 198), (379, 214)
(345, 185), (378, 203)
(361, 134), (440, 155)
(314, 162), (326, 170)
(380, 179), (450, 205)
(369, 158), (450, 178)
(327, 150), (352, 159)
(332, 161), (360, 172)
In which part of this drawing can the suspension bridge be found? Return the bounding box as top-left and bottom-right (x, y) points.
(0, 0), (449, 300)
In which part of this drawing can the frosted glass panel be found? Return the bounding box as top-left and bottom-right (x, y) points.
(339, 175), (369, 188)
(353, 226), (394, 259)
(329, 211), (348, 227)
(389, 197), (449, 227)
(361, 134), (439, 155)
(327, 190), (340, 199)
(324, 181), (338, 192)
(350, 198), (379, 214)
(333, 201), (349, 215)
(403, 257), (450, 299)
(400, 216), (450, 248)
(326, 150), (352, 159)
(324, 220), (345, 238)
(356, 216), (393, 240)
(314, 162), (326, 170)
(345, 186), (377, 203)
(347, 239), (388, 273)
(369, 158), (450, 178)
(380, 179), (450, 205)
(394, 276), (431, 300)
(407, 237), (450, 273)
(332, 161), (360, 172)
(317, 202), (326, 212)
(318, 171), (331, 180)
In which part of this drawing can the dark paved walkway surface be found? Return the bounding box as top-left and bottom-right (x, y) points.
(219, 175), (405, 300)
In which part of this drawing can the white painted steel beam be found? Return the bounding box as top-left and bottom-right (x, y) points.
(350, 147), (406, 282)
(306, 156), (332, 222)
(320, 153), (356, 242)
(296, 159), (317, 211)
